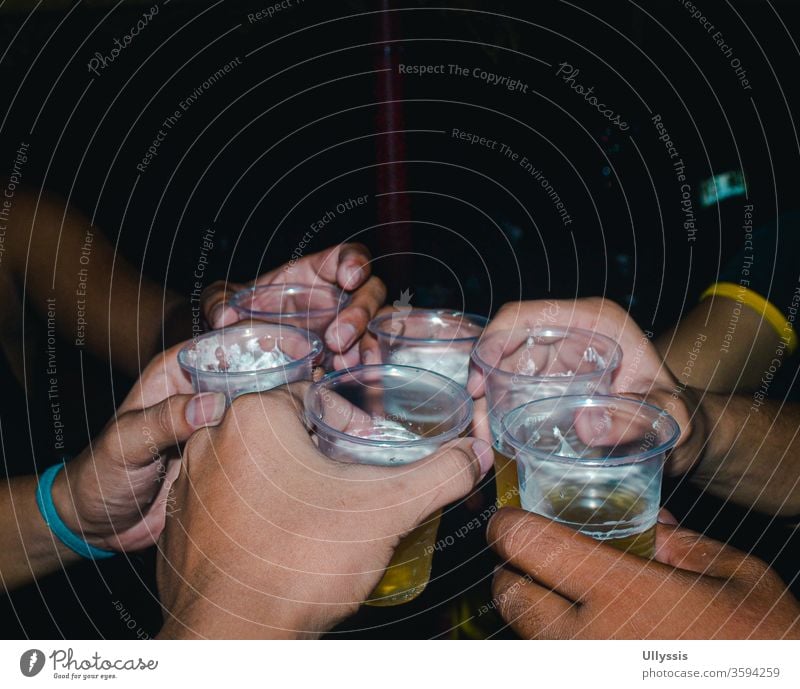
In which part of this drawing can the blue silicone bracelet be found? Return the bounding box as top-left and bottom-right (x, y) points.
(35, 463), (116, 561)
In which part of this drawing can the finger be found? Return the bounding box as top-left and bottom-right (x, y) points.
(471, 396), (493, 445)
(202, 280), (248, 329)
(487, 508), (640, 602)
(657, 508), (678, 526)
(336, 242), (373, 290)
(359, 304), (397, 365)
(119, 343), (196, 413)
(466, 364), (486, 398)
(230, 381), (312, 430)
(139, 458), (182, 539)
(492, 566), (578, 639)
(366, 438), (494, 523)
(325, 275), (387, 353)
(654, 522), (764, 580)
(331, 344), (362, 371)
(273, 243), (372, 288)
(112, 392), (226, 466)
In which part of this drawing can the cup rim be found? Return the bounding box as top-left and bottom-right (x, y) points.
(471, 326), (622, 383)
(177, 323), (323, 378)
(501, 394), (681, 466)
(228, 283), (352, 319)
(367, 309), (489, 344)
(304, 364), (474, 448)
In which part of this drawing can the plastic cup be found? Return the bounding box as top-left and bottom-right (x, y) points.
(229, 283), (351, 338)
(367, 309), (488, 387)
(501, 395), (680, 558)
(304, 364), (473, 606)
(471, 327), (621, 508)
(178, 323), (322, 404)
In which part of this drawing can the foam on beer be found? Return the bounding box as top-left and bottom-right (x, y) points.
(346, 419), (431, 465)
(188, 336), (294, 372)
(390, 347), (470, 386)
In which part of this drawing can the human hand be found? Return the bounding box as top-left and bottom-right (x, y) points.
(52, 344), (224, 552)
(470, 298), (700, 474)
(157, 384), (493, 639)
(201, 243), (386, 369)
(488, 508), (800, 639)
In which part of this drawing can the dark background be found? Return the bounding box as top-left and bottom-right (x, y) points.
(1, 0), (798, 639)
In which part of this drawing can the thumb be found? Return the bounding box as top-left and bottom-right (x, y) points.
(112, 392), (226, 467)
(654, 522), (757, 579)
(392, 437), (493, 522)
(203, 280), (246, 329)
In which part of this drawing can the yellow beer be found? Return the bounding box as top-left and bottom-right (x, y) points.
(365, 510), (442, 606)
(493, 449), (521, 509)
(546, 485), (656, 558)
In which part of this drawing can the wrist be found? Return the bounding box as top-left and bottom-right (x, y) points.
(158, 588), (320, 640)
(666, 385), (708, 476)
(51, 459), (113, 549)
(686, 391), (734, 483)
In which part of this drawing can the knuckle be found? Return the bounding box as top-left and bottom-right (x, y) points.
(155, 400), (178, 436)
(347, 304), (372, 326)
(200, 280), (226, 300)
(439, 445), (479, 495)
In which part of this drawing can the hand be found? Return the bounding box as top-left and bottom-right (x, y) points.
(52, 345), (225, 552)
(156, 384), (493, 639)
(201, 243), (386, 369)
(358, 304), (394, 364)
(470, 298), (675, 397)
(470, 298), (700, 475)
(488, 508), (800, 639)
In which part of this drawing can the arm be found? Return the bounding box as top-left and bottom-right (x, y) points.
(156, 386), (492, 639)
(0, 476), (81, 590)
(657, 294), (788, 393)
(2, 186), (189, 377)
(488, 508), (800, 639)
(0, 345), (223, 591)
(677, 390), (800, 518)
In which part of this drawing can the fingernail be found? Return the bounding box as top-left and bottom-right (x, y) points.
(327, 323), (357, 351)
(186, 392), (227, 427)
(209, 304), (226, 328)
(470, 438), (494, 477)
(342, 264), (364, 290)
(362, 349), (377, 365)
(657, 508), (679, 526)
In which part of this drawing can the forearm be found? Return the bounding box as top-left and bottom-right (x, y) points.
(7, 188), (191, 376)
(657, 298), (782, 394)
(687, 392), (800, 517)
(0, 476), (80, 590)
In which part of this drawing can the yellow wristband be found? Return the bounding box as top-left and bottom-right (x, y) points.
(700, 281), (798, 354)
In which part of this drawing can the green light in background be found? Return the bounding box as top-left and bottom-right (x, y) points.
(700, 170), (746, 208)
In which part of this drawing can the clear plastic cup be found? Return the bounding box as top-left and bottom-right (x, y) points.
(229, 283), (351, 338)
(178, 323), (322, 404)
(471, 327), (621, 508)
(367, 309), (488, 387)
(501, 395), (680, 558)
(304, 364), (473, 606)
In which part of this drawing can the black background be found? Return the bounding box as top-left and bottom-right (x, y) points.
(1, 0), (798, 639)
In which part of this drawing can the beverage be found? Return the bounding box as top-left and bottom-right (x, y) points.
(366, 511), (442, 606)
(334, 420), (439, 606)
(472, 327), (622, 509)
(368, 310), (487, 387)
(545, 484), (657, 558)
(178, 323), (322, 404)
(501, 395), (680, 560)
(390, 346), (471, 387)
(305, 365), (473, 606)
(493, 448), (521, 509)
